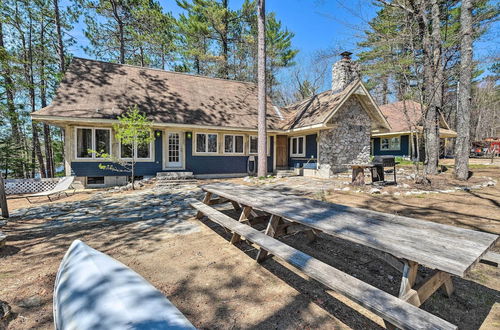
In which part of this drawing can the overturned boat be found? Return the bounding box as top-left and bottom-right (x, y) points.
(54, 240), (195, 330)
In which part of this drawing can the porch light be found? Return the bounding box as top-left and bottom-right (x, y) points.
(187, 132), (192, 139)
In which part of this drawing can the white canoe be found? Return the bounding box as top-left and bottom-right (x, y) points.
(54, 240), (195, 330)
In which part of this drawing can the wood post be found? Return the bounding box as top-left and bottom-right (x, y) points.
(256, 215), (281, 262)
(230, 206), (252, 244)
(351, 166), (365, 186)
(0, 174), (8, 218)
(196, 192), (212, 219)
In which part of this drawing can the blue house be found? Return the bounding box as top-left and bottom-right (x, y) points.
(33, 55), (391, 186)
(372, 100), (457, 160)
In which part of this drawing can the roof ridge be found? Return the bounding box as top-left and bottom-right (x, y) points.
(71, 56), (258, 86)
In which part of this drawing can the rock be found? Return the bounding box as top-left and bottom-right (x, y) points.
(399, 183), (410, 189)
(341, 187), (350, 191)
(381, 191), (389, 195)
(243, 176), (252, 182)
(18, 296), (43, 308)
(486, 181), (495, 187)
(370, 188), (381, 194)
(0, 301), (11, 320)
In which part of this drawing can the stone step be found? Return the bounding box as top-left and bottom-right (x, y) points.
(276, 170), (299, 178)
(156, 172), (194, 180)
(0, 231), (6, 247)
(156, 179), (198, 186)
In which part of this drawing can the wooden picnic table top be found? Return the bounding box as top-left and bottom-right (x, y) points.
(201, 183), (499, 277)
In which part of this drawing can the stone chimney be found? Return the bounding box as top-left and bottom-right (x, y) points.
(331, 51), (360, 93)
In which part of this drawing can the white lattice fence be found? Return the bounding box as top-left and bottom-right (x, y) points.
(5, 178), (60, 195)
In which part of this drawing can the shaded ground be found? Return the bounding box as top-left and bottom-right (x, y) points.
(0, 166), (499, 329)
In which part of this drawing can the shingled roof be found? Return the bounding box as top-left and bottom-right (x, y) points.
(33, 57), (283, 130)
(378, 100), (424, 132)
(377, 100), (456, 137)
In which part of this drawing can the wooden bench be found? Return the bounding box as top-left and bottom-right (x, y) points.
(190, 199), (457, 330)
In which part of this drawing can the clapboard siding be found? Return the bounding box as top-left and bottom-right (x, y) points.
(289, 133), (317, 168)
(184, 133), (274, 174)
(71, 131), (163, 177)
(372, 135), (410, 157)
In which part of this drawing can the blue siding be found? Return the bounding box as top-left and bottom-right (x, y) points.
(288, 133), (318, 168)
(184, 133), (274, 174)
(72, 131), (275, 176)
(71, 130), (164, 177)
(372, 135), (410, 157)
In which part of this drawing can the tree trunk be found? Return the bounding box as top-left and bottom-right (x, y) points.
(455, 0), (473, 180)
(53, 0), (65, 72)
(417, 0), (439, 176)
(220, 0), (229, 78)
(26, 14), (46, 178)
(0, 22), (21, 143)
(257, 0), (267, 177)
(39, 18), (55, 177)
(110, 0), (125, 64)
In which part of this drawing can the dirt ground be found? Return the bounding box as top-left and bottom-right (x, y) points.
(0, 164), (499, 329)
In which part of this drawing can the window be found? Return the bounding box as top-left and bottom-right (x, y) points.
(87, 176), (104, 185)
(381, 137), (401, 151)
(195, 133), (218, 153)
(119, 140), (152, 159)
(290, 136), (305, 157)
(249, 136), (258, 154)
(75, 127), (111, 159)
(249, 135), (271, 155)
(224, 135), (244, 154)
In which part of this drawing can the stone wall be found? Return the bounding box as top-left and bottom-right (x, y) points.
(317, 97), (371, 177)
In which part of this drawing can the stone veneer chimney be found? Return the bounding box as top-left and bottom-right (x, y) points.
(331, 51), (360, 93)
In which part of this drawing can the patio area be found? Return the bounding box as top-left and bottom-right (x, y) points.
(0, 165), (499, 329)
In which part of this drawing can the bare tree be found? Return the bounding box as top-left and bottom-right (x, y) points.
(455, 0), (473, 180)
(257, 0), (267, 177)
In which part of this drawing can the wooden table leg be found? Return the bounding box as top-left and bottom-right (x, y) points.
(230, 201), (241, 212)
(230, 206), (252, 244)
(256, 215), (281, 262)
(196, 192), (212, 219)
(399, 263), (454, 308)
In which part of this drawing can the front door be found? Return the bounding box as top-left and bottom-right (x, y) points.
(165, 132), (183, 168)
(276, 135), (288, 169)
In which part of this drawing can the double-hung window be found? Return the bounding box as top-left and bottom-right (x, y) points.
(119, 139), (153, 160)
(75, 127), (111, 159)
(224, 135), (244, 154)
(195, 133), (218, 153)
(381, 137), (400, 151)
(249, 135), (270, 155)
(290, 136), (305, 157)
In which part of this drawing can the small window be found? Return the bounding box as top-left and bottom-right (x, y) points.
(76, 128), (92, 158)
(87, 176), (104, 185)
(119, 140), (152, 159)
(249, 136), (258, 154)
(75, 127), (111, 159)
(381, 137), (400, 151)
(290, 136), (305, 157)
(224, 135), (244, 154)
(195, 133), (218, 153)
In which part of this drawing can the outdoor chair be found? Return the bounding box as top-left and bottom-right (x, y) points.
(25, 176), (76, 203)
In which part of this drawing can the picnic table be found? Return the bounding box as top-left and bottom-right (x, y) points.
(191, 182), (499, 329)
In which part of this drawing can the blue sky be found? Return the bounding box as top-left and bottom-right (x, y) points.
(67, 0), (499, 82)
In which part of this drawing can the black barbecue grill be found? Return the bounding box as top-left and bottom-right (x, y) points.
(370, 156), (399, 184)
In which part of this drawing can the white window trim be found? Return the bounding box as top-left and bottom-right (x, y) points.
(74, 127), (112, 160)
(223, 134), (245, 155)
(194, 132), (219, 155)
(118, 139), (154, 161)
(248, 135), (271, 156)
(381, 136), (401, 151)
(290, 136), (306, 157)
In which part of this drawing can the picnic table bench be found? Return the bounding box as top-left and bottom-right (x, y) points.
(191, 182), (499, 329)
